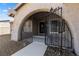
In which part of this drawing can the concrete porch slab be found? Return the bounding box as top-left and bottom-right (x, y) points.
(12, 42), (47, 56)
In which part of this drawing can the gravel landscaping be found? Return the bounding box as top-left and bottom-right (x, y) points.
(0, 34), (31, 56)
(44, 46), (76, 56)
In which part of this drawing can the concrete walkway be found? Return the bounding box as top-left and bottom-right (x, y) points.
(12, 42), (47, 56)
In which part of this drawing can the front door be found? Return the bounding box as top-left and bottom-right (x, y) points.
(39, 22), (45, 33)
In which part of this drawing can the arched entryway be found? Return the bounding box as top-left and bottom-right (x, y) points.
(10, 3), (79, 55)
(20, 9), (75, 55)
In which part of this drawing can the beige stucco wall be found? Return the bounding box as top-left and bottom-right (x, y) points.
(23, 20), (32, 32)
(11, 3), (79, 55)
(0, 22), (10, 35)
(63, 3), (79, 55)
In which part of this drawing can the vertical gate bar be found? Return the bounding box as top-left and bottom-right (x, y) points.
(49, 9), (52, 45)
(45, 17), (47, 45)
(60, 7), (63, 56)
(45, 17), (46, 44)
(58, 7), (59, 55)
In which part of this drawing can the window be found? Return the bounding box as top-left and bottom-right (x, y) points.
(51, 20), (65, 33)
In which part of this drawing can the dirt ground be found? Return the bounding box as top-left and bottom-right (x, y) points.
(0, 34), (76, 56)
(0, 34), (30, 56)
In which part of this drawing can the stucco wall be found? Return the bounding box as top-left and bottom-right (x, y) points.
(23, 20), (32, 32)
(0, 22), (10, 35)
(22, 19), (33, 39)
(63, 3), (79, 55)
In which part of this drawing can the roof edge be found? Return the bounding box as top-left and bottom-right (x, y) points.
(14, 3), (25, 11)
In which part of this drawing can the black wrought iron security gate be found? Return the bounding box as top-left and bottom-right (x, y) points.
(44, 7), (75, 56)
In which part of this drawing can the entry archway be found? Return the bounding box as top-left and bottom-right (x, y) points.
(19, 9), (75, 55)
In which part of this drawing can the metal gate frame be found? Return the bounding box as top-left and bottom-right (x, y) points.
(44, 7), (73, 55)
